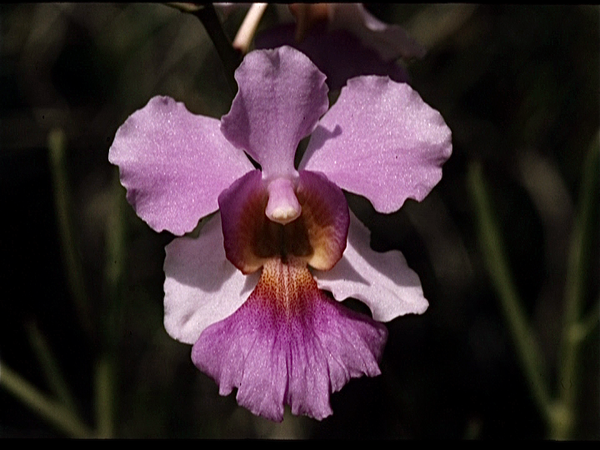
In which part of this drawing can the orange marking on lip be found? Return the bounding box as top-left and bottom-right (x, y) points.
(250, 257), (321, 317)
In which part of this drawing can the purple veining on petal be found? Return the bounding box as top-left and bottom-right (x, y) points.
(191, 258), (387, 422)
(220, 46), (329, 179)
(108, 96), (254, 236)
(301, 76), (452, 214)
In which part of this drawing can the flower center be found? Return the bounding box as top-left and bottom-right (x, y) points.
(219, 170), (349, 274)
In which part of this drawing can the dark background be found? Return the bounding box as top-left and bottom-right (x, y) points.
(1, 4), (598, 438)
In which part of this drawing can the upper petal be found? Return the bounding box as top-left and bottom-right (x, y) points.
(109, 96), (254, 235)
(163, 213), (259, 344)
(300, 76), (452, 213)
(313, 212), (428, 322)
(220, 46), (329, 179)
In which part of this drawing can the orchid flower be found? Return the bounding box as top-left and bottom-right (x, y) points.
(255, 3), (425, 90)
(108, 46), (451, 422)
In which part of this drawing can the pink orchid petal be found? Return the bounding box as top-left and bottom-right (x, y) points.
(192, 258), (387, 422)
(301, 76), (452, 213)
(220, 46), (329, 179)
(329, 4), (426, 61)
(314, 212), (428, 322)
(109, 96), (254, 235)
(164, 213), (259, 345)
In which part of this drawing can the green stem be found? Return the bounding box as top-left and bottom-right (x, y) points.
(467, 161), (552, 420)
(94, 356), (114, 438)
(552, 133), (599, 439)
(0, 361), (93, 438)
(170, 3), (241, 97)
(48, 129), (93, 337)
(25, 322), (78, 413)
(103, 172), (127, 347)
(578, 306), (600, 340)
(93, 173), (128, 438)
